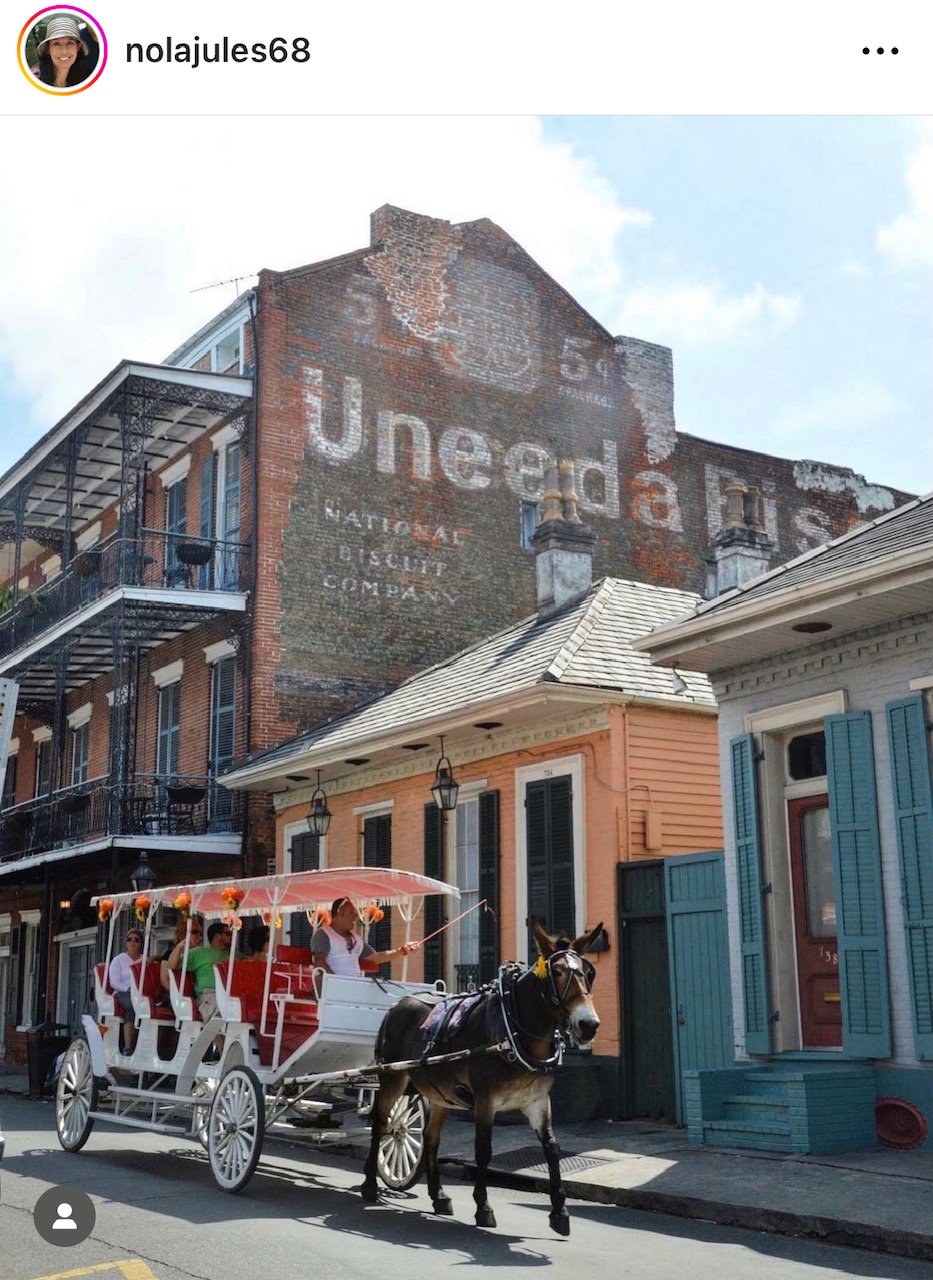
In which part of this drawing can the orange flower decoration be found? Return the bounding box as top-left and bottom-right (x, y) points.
(364, 903), (385, 924)
(220, 885), (245, 912)
(134, 893), (151, 923)
(173, 890), (192, 916)
(308, 907), (331, 929)
(97, 897), (115, 923)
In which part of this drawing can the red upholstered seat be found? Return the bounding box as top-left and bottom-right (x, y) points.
(222, 962), (318, 1065)
(95, 961), (113, 993)
(276, 945), (312, 963)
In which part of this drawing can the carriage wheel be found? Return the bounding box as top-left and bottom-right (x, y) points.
(377, 1091), (426, 1191)
(207, 1065), (265, 1193)
(55, 1037), (98, 1153)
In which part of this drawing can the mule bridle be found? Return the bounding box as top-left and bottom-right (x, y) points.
(495, 950), (596, 1074)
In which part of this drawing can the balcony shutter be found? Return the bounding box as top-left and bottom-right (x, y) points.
(363, 814), (392, 972)
(826, 711), (891, 1058)
(886, 694), (933, 1059)
(478, 789), (500, 983)
(731, 733), (771, 1054)
(209, 658), (236, 829)
(423, 804), (444, 983)
(198, 455), (216, 589)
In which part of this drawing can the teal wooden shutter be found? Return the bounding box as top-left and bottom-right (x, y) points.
(886, 695), (933, 1059)
(363, 814), (392, 973)
(478, 790), (500, 982)
(731, 733), (770, 1054)
(423, 804), (444, 983)
(826, 712), (891, 1058)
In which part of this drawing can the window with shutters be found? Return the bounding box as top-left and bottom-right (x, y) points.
(453, 798), (481, 987)
(209, 657), (236, 829)
(516, 755), (584, 961)
(164, 477), (188, 587)
(216, 441), (241, 590)
(34, 739), (51, 797)
(2, 752), (17, 809)
(526, 775), (576, 950)
(71, 722), (90, 786)
(156, 681), (181, 780)
(16, 918), (39, 1028)
(287, 829), (322, 948)
(363, 812), (392, 972)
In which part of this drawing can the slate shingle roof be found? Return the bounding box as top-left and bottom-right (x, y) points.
(229, 578), (715, 779)
(695, 492), (933, 619)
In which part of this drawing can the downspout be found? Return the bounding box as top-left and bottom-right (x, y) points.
(242, 290), (261, 877)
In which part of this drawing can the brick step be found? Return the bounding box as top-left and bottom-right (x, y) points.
(702, 1118), (795, 1152)
(721, 1093), (791, 1122)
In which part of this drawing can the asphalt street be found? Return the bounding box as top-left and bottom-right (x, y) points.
(1, 1096), (931, 1280)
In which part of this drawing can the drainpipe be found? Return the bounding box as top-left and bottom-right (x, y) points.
(242, 290), (260, 877)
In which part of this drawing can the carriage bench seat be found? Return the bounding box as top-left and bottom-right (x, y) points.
(215, 961), (318, 1024)
(94, 962), (115, 1017)
(129, 959), (176, 1022)
(168, 968), (202, 1022)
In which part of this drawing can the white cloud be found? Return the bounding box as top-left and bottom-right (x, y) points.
(771, 383), (900, 441)
(0, 117), (650, 467)
(876, 125), (933, 269)
(612, 278), (800, 347)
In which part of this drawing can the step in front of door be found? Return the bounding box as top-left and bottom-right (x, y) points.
(702, 1117), (795, 1152)
(720, 1093), (792, 1123)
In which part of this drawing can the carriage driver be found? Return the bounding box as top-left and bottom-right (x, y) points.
(311, 898), (419, 977)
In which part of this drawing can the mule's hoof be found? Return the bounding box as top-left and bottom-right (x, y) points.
(360, 1182), (380, 1204)
(549, 1211), (570, 1237)
(434, 1196), (454, 1216)
(475, 1207), (497, 1229)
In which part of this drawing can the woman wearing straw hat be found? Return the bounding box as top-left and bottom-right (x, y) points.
(31, 14), (91, 88)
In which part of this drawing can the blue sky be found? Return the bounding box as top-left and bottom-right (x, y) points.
(0, 115), (929, 494)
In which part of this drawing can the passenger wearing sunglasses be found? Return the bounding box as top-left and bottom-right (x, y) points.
(108, 929), (144, 1053)
(311, 897), (419, 979)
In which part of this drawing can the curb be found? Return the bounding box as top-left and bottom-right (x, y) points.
(461, 1162), (933, 1263)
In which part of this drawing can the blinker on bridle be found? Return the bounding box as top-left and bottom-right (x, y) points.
(536, 948), (596, 1009)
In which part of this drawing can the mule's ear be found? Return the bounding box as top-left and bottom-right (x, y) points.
(572, 921), (604, 955)
(531, 917), (555, 957)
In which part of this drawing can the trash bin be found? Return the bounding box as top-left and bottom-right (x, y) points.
(26, 1023), (72, 1099)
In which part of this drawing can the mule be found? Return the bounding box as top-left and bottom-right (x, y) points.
(361, 919), (601, 1235)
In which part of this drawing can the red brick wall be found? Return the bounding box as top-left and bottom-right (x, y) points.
(249, 206), (911, 734)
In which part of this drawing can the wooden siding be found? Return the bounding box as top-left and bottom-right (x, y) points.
(624, 707), (723, 858)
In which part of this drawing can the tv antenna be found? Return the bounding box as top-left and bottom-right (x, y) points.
(191, 272), (256, 296)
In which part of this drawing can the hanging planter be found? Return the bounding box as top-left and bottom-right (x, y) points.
(175, 540), (213, 567)
(72, 550), (101, 577)
(19, 592), (44, 618)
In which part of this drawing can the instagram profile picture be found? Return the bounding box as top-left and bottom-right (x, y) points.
(18, 7), (107, 94)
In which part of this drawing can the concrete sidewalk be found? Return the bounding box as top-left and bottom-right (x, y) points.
(4, 1060), (933, 1261)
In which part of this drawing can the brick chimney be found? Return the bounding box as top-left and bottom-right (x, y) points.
(532, 459), (596, 617)
(705, 483), (775, 597)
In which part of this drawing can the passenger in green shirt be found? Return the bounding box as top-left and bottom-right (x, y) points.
(166, 920), (231, 1020)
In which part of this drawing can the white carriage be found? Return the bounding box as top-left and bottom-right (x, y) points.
(55, 866), (458, 1193)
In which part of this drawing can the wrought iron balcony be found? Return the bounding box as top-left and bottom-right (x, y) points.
(0, 774), (243, 865)
(0, 529), (249, 665)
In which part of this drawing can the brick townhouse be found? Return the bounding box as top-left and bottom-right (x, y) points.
(0, 203), (909, 1061)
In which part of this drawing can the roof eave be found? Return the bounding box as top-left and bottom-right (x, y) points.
(635, 544), (933, 670)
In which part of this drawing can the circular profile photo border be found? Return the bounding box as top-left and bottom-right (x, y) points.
(18, 6), (107, 95)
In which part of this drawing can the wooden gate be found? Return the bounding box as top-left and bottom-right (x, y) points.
(617, 861), (675, 1121)
(665, 850), (733, 1123)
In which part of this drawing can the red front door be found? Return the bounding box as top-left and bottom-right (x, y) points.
(788, 795), (842, 1048)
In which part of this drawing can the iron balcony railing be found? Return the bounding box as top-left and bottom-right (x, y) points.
(0, 774), (243, 864)
(0, 529), (250, 662)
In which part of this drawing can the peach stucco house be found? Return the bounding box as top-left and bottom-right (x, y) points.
(223, 497), (724, 1120)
